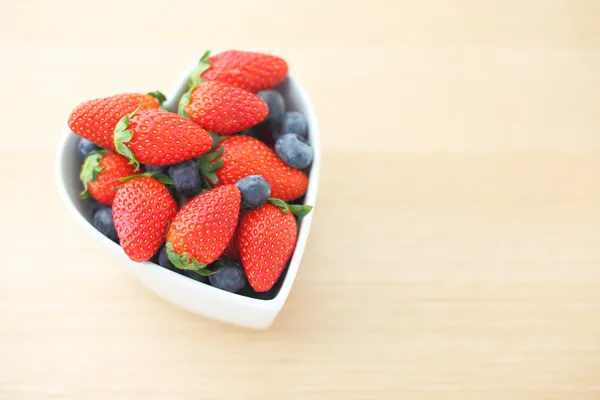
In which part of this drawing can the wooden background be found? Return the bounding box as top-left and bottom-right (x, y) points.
(2, 1), (600, 399)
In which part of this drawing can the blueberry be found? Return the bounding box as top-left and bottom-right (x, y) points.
(257, 90), (285, 123)
(168, 160), (201, 197)
(77, 138), (101, 159)
(92, 207), (118, 243)
(87, 198), (105, 215)
(274, 133), (313, 169)
(235, 175), (271, 209)
(208, 259), (247, 293)
(279, 111), (308, 140)
(157, 246), (208, 283)
(143, 164), (167, 174)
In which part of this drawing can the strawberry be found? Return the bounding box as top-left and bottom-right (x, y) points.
(200, 135), (308, 201)
(113, 109), (212, 169)
(165, 185), (241, 272)
(222, 221), (241, 260)
(112, 173), (177, 262)
(68, 92), (165, 151)
(178, 80), (268, 136)
(79, 150), (137, 205)
(191, 50), (288, 93)
(238, 199), (313, 292)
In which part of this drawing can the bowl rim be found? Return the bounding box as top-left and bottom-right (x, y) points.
(55, 66), (320, 312)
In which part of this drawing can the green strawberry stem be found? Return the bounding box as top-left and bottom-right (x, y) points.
(196, 145), (224, 185)
(199, 180), (212, 192)
(79, 150), (106, 198)
(193, 268), (218, 277)
(190, 50), (211, 87)
(118, 171), (173, 185)
(268, 198), (313, 217)
(207, 131), (227, 151)
(114, 102), (143, 171)
(178, 50), (211, 119)
(177, 91), (192, 119)
(147, 91), (167, 105)
(165, 242), (216, 275)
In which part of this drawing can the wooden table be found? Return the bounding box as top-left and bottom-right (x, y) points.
(2, 1), (600, 398)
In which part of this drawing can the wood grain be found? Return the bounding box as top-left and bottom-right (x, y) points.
(2, 1), (600, 399)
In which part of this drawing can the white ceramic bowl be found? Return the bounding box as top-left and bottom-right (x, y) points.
(55, 64), (320, 329)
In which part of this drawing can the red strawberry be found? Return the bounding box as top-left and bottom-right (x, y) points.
(68, 92), (165, 151)
(238, 199), (312, 292)
(191, 50), (288, 93)
(165, 185), (241, 271)
(79, 150), (137, 205)
(179, 80), (268, 136)
(202, 135), (308, 201)
(112, 174), (178, 262)
(113, 109), (212, 169)
(222, 222), (241, 260)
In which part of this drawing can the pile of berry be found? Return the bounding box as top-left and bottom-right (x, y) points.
(68, 50), (314, 299)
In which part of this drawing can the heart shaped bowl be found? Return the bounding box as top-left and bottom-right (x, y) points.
(55, 63), (320, 329)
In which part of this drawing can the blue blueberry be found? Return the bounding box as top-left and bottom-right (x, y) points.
(143, 164), (168, 174)
(92, 207), (118, 243)
(168, 160), (201, 197)
(181, 269), (208, 283)
(235, 175), (271, 209)
(257, 90), (285, 123)
(157, 246), (208, 283)
(279, 111), (308, 140)
(208, 259), (247, 293)
(274, 133), (313, 169)
(87, 198), (105, 215)
(77, 138), (101, 159)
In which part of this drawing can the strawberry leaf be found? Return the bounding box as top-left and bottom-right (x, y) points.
(178, 51), (211, 119)
(196, 145), (224, 185)
(202, 144), (224, 162)
(209, 158), (224, 172)
(190, 50), (212, 87)
(114, 115), (131, 133)
(198, 162), (212, 174)
(114, 141), (138, 170)
(288, 204), (313, 217)
(208, 132), (226, 151)
(118, 171), (173, 184)
(79, 150), (106, 198)
(178, 91), (192, 119)
(200, 176), (214, 190)
(153, 174), (174, 185)
(268, 197), (289, 213)
(147, 91), (167, 105)
(203, 171), (218, 185)
(114, 105), (143, 171)
(267, 198), (313, 216)
(165, 242), (208, 272)
(194, 268), (218, 277)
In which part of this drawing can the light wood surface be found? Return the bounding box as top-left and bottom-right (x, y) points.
(2, 1), (600, 399)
